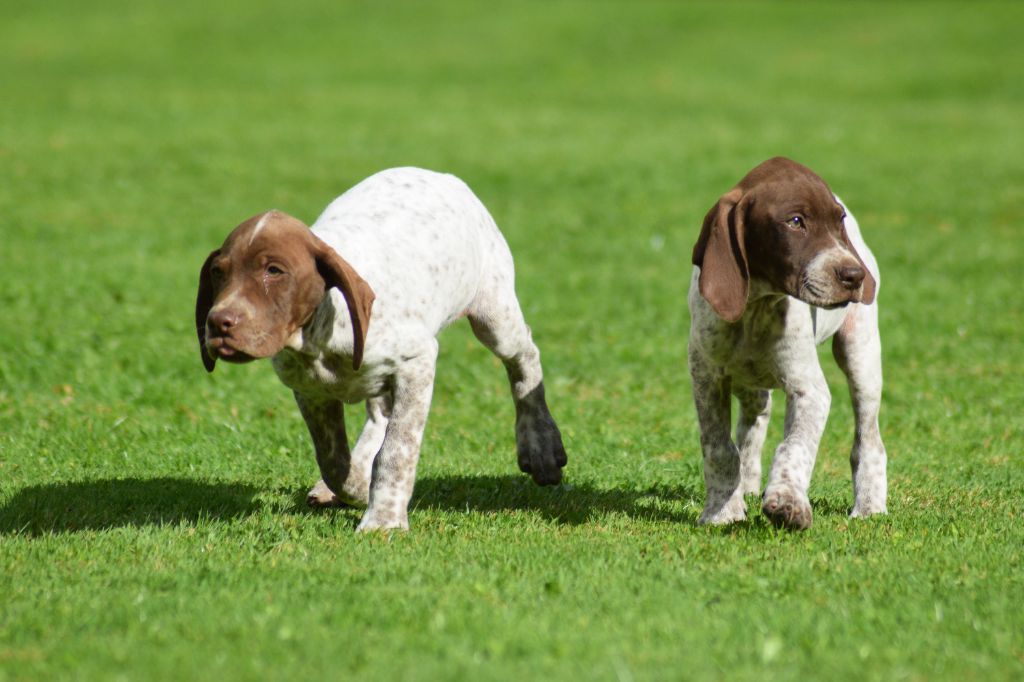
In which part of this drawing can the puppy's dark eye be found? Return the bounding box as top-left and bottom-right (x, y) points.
(266, 265), (285, 276)
(785, 216), (805, 231)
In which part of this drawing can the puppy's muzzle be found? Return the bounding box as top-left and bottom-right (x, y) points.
(835, 264), (866, 292)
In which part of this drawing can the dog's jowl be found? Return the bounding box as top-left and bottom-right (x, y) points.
(196, 168), (566, 531)
(688, 157), (887, 530)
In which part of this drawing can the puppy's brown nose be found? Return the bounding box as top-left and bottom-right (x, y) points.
(208, 309), (242, 334)
(835, 265), (865, 291)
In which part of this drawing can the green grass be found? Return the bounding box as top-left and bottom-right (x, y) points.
(2, 1), (1023, 679)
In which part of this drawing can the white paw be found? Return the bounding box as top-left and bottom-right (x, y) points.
(699, 494), (748, 525)
(355, 509), (409, 533)
(762, 486), (813, 530)
(849, 503), (887, 519)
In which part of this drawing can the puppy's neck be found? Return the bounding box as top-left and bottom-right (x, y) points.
(744, 278), (789, 310)
(283, 293), (337, 355)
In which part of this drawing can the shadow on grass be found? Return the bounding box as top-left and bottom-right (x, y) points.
(408, 474), (702, 526)
(292, 476), (856, 533)
(289, 474), (702, 526)
(808, 494), (855, 518)
(3, 474), (704, 536)
(409, 475), (854, 531)
(2, 474), (846, 536)
(290, 475), (852, 531)
(0, 477), (260, 536)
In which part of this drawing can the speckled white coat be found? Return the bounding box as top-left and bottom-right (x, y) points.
(271, 168), (566, 531)
(688, 203), (888, 528)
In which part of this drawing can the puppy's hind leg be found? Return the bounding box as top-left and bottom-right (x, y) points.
(468, 259), (566, 486)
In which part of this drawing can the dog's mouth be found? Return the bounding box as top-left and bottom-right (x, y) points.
(797, 292), (857, 310)
(206, 336), (256, 363)
(797, 276), (862, 309)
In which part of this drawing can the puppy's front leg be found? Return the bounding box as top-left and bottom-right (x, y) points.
(735, 388), (771, 496)
(356, 340), (438, 532)
(762, 372), (830, 530)
(690, 351), (746, 525)
(294, 393), (370, 508)
(832, 303), (888, 519)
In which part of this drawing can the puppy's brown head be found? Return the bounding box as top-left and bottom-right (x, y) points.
(195, 210), (375, 373)
(692, 157), (876, 322)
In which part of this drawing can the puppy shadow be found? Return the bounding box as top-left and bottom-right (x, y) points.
(412, 477), (857, 532)
(0, 478), (260, 537)
(406, 474), (700, 526)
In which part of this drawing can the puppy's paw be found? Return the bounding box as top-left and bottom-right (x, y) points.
(516, 411), (567, 486)
(355, 507), (409, 533)
(699, 492), (748, 525)
(762, 486), (813, 530)
(307, 479), (369, 509)
(849, 502), (887, 519)
(307, 479), (344, 508)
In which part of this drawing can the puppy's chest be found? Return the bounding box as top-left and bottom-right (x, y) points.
(700, 304), (792, 388)
(272, 351), (392, 403)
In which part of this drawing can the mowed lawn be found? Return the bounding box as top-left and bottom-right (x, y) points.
(2, 1), (1022, 680)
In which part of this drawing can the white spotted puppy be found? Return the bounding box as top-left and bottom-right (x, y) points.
(196, 168), (566, 531)
(688, 157), (887, 530)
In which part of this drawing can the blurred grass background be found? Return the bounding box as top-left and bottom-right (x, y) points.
(1, 1), (1022, 680)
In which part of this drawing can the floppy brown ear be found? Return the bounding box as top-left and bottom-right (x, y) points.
(840, 227), (877, 305)
(692, 188), (749, 322)
(312, 237), (375, 370)
(196, 249), (220, 373)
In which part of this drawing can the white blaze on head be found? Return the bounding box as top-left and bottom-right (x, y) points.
(248, 211), (276, 246)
